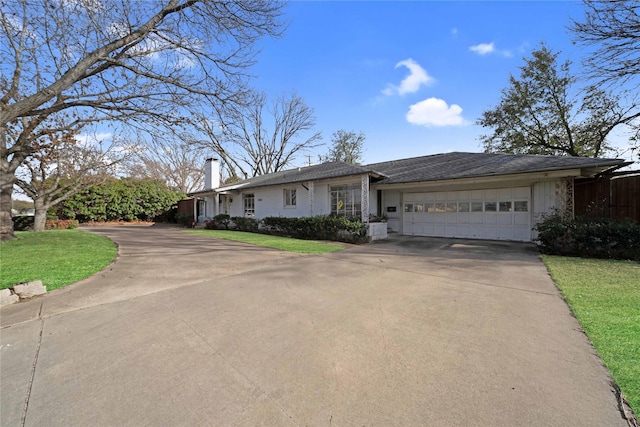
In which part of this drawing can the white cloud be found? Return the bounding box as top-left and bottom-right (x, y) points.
(75, 132), (112, 147)
(469, 42), (495, 55)
(382, 58), (434, 96)
(406, 98), (467, 127)
(470, 42), (514, 58)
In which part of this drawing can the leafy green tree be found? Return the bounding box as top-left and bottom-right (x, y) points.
(56, 178), (184, 223)
(477, 45), (640, 157)
(320, 130), (365, 164)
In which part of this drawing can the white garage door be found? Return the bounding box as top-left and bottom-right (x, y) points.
(402, 187), (531, 242)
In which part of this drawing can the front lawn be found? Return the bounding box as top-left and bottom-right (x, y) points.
(542, 255), (640, 414)
(185, 229), (346, 254)
(0, 230), (117, 291)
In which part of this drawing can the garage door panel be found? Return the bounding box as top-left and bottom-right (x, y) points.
(483, 227), (498, 239)
(497, 215), (513, 225)
(403, 186), (531, 242)
(515, 227), (531, 241)
(513, 187), (530, 198)
(498, 188), (513, 198)
(445, 225), (457, 236)
(498, 228), (514, 239)
(457, 225), (470, 237)
(484, 213), (498, 225)
(484, 189), (498, 199)
(422, 224), (434, 235)
(514, 213), (529, 225)
(469, 213), (483, 224)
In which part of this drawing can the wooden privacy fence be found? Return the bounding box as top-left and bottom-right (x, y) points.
(177, 198), (194, 218)
(574, 172), (640, 222)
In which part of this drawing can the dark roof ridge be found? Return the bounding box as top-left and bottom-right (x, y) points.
(363, 151), (623, 168)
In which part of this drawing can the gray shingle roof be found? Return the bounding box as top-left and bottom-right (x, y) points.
(368, 152), (625, 184)
(216, 161), (374, 191)
(196, 152), (625, 194)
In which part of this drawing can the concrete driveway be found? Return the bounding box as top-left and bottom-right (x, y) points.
(0, 226), (627, 426)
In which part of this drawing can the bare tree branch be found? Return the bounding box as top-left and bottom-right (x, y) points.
(0, 0), (285, 239)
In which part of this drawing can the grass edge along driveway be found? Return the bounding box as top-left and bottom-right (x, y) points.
(184, 229), (346, 254)
(0, 230), (117, 291)
(542, 255), (640, 415)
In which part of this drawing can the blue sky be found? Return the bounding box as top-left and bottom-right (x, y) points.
(246, 0), (622, 165)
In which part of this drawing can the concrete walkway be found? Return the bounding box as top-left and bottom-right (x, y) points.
(0, 226), (628, 426)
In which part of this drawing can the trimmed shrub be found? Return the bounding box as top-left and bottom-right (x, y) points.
(231, 216), (259, 232)
(534, 212), (640, 261)
(213, 214), (232, 229)
(13, 215), (34, 231)
(176, 213), (194, 227)
(45, 219), (80, 230)
(261, 215), (368, 243)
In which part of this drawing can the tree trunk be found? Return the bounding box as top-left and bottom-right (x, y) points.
(0, 170), (15, 241)
(33, 198), (47, 231)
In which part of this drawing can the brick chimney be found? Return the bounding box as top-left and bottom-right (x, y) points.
(204, 158), (220, 190)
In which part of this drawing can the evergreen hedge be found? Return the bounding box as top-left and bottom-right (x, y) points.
(534, 212), (640, 261)
(261, 216), (368, 243)
(55, 178), (185, 223)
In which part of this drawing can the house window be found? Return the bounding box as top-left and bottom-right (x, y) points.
(243, 194), (255, 216)
(284, 188), (296, 208)
(514, 201), (528, 212)
(330, 183), (361, 217)
(499, 201), (513, 212)
(484, 201), (497, 212)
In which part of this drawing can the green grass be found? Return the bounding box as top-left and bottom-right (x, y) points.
(0, 230), (117, 291)
(185, 229), (346, 254)
(542, 255), (640, 413)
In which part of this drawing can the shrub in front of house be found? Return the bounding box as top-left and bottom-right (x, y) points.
(212, 214), (232, 229)
(176, 213), (193, 227)
(231, 217), (259, 232)
(261, 215), (368, 243)
(534, 212), (640, 261)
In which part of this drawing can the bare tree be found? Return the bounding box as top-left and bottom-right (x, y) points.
(195, 92), (322, 180)
(0, 0), (284, 240)
(124, 135), (205, 193)
(571, 0), (640, 158)
(571, 0), (640, 88)
(15, 128), (125, 231)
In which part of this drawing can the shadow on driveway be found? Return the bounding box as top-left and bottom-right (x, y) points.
(0, 226), (627, 426)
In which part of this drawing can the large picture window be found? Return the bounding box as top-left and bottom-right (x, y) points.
(243, 194), (255, 216)
(330, 183), (361, 217)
